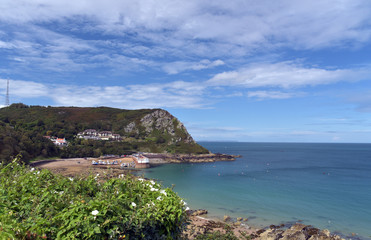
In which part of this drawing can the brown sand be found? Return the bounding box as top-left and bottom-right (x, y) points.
(31, 158), (137, 178)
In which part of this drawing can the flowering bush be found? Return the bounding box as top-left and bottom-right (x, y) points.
(0, 159), (188, 239)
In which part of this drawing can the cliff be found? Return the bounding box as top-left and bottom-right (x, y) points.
(0, 103), (209, 163)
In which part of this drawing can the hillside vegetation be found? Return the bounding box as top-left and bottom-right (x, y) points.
(0, 103), (208, 164)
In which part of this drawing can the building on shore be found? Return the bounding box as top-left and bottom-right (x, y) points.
(132, 154), (150, 168)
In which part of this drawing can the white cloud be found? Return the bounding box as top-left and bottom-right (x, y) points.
(207, 62), (371, 89)
(51, 82), (208, 109)
(0, 78), (209, 109)
(247, 90), (300, 100)
(163, 59), (224, 74)
(1, 0), (370, 62)
(0, 79), (48, 98)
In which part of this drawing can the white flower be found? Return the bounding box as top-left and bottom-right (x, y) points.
(181, 200), (187, 206)
(156, 196), (162, 201)
(160, 190), (167, 196)
(150, 187), (158, 192)
(36, 171), (40, 175)
(131, 202), (137, 207)
(30, 168), (35, 172)
(91, 210), (99, 216)
(138, 178), (144, 182)
(185, 207), (190, 211)
(150, 180), (155, 185)
(69, 177), (73, 181)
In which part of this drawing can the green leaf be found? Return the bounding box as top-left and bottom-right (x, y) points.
(94, 226), (101, 234)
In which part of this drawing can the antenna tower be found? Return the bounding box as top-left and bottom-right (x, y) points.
(5, 79), (9, 106)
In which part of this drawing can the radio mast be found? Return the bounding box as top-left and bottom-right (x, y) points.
(5, 79), (9, 106)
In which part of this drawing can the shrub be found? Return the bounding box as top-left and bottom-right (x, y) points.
(0, 159), (187, 239)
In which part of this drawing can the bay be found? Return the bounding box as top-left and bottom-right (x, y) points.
(137, 142), (371, 239)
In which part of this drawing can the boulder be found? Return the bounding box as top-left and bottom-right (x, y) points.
(320, 229), (331, 238)
(190, 209), (208, 216)
(223, 215), (231, 222)
(289, 223), (306, 232)
(306, 227), (320, 236)
(233, 221), (242, 226)
(259, 229), (278, 240)
(281, 231), (306, 240)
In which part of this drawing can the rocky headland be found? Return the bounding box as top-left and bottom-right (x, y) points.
(144, 152), (241, 164)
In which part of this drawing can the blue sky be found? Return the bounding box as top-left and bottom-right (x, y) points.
(1, 0), (371, 143)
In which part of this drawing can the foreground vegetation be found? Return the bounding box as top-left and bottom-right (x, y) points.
(0, 158), (187, 239)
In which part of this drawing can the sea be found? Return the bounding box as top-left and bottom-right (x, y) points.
(136, 142), (371, 239)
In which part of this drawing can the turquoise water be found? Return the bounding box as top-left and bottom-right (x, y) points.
(137, 142), (371, 239)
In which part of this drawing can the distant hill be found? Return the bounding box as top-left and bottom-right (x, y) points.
(0, 103), (209, 163)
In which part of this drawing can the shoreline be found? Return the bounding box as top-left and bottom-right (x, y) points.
(184, 209), (349, 240)
(144, 152), (240, 164)
(31, 158), (352, 240)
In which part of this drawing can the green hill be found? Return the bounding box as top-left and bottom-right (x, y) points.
(0, 103), (209, 164)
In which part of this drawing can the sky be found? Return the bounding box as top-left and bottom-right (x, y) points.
(1, 0), (371, 143)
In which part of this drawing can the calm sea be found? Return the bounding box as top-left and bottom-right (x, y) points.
(137, 142), (371, 239)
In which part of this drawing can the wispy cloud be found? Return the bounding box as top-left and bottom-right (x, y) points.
(247, 90), (302, 100)
(163, 59), (224, 74)
(0, 78), (209, 109)
(1, 0), (371, 76)
(2, 0), (370, 50)
(207, 62), (371, 89)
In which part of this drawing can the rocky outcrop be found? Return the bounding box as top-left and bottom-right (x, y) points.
(124, 122), (138, 134)
(188, 209), (208, 216)
(143, 153), (240, 163)
(124, 109), (195, 144)
(256, 223), (345, 240)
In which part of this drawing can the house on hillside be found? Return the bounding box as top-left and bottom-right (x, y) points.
(55, 138), (68, 146)
(84, 129), (98, 136)
(76, 129), (122, 141)
(112, 134), (122, 141)
(44, 136), (68, 147)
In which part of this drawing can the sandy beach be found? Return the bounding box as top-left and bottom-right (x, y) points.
(31, 158), (137, 178)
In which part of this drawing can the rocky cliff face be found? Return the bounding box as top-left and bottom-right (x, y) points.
(124, 109), (195, 144)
